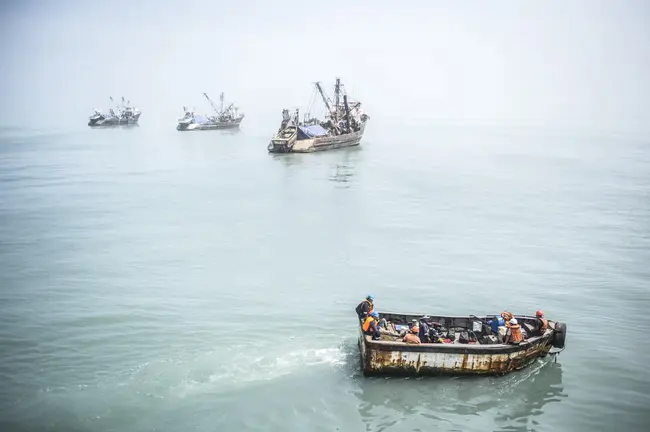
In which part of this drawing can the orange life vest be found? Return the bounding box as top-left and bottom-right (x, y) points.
(509, 324), (523, 343)
(362, 316), (374, 332)
(403, 333), (421, 344)
(540, 318), (548, 331)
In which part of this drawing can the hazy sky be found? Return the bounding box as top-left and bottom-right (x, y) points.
(1, 0), (648, 135)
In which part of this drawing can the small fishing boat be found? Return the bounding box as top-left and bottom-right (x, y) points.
(359, 312), (567, 376)
(177, 92), (244, 131)
(88, 97), (141, 127)
(268, 77), (369, 153)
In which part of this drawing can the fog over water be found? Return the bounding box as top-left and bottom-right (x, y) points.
(1, 1), (649, 432)
(1, 0), (648, 136)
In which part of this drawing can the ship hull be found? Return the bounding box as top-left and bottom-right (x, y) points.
(88, 113), (141, 127)
(268, 122), (366, 153)
(177, 116), (244, 131)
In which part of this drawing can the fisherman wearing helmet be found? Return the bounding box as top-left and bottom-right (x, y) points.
(536, 310), (549, 333)
(355, 295), (374, 322)
(362, 311), (381, 340)
(507, 318), (524, 344)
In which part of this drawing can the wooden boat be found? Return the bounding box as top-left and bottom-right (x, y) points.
(359, 312), (567, 376)
(268, 78), (369, 153)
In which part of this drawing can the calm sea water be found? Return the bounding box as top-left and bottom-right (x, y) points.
(0, 122), (648, 431)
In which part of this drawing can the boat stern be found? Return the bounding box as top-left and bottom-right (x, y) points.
(267, 139), (294, 153)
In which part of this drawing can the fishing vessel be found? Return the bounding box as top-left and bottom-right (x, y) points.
(359, 312), (567, 376)
(88, 97), (141, 126)
(268, 78), (369, 153)
(177, 93), (244, 131)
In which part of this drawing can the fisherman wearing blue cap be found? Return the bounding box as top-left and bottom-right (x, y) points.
(362, 311), (381, 340)
(355, 295), (374, 322)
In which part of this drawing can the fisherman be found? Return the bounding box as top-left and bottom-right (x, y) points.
(355, 295), (374, 321)
(418, 316), (430, 343)
(362, 311), (381, 340)
(507, 318), (524, 344)
(536, 310), (549, 333)
(403, 326), (421, 344)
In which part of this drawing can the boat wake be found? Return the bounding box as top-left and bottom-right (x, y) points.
(172, 345), (348, 398)
(36, 339), (357, 405)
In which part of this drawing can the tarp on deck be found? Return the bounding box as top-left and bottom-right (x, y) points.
(193, 115), (210, 125)
(298, 124), (329, 138)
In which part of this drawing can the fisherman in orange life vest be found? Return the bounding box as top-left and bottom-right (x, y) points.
(403, 326), (421, 344)
(362, 311), (381, 340)
(507, 318), (524, 344)
(355, 295), (374, 322)
(536, 310), (549, 332)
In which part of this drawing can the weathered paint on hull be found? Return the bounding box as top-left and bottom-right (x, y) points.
(268, 122), (366, 153)
(359, 330), (554, 376)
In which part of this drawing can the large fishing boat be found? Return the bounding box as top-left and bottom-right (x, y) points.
(177, 93), (244, 131)
(359, 311), (567, 376)
(268, 78), (369, 153)
(88, 97), (141, 127)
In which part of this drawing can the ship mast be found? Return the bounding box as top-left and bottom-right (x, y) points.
(315, 82), (332, 113)
(203, 93), (220, 115)
(220, 92), (225, 114)
(334, 77), (341, 122)
(343, 94), (351, 132)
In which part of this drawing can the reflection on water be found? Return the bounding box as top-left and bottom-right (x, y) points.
(329, 147), (361, 187)
(272, 153), (301, 165)
(349, 353), (565, 431)
(329, 163), (355, 186)
(89, 123), (141, 130)
(494, 360), (566, 431)
(218, 128), (241, 136)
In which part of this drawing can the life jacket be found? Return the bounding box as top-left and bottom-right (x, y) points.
(509, 324), (523, 343)
(362, 316), (374, 332)
(539, 318), (548, 331)
(355, 299), (373, 317)
(403, 333), (421, 344)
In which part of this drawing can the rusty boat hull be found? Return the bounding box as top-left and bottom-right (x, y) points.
(359, 312), (564, 377)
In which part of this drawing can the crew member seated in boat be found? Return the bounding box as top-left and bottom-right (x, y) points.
(418, 316), (430, 343)
(506, 318), (524, 344)
(403, 326), (421, 344)
(355, 295), (374, 321)
(362, 311), (380, 340)
(534, 310), (549, 335)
